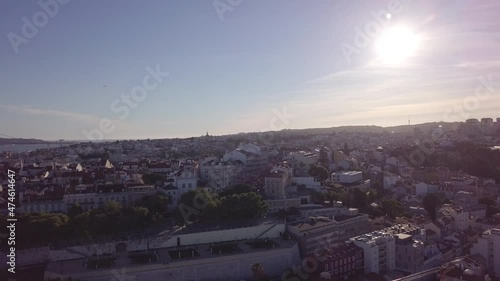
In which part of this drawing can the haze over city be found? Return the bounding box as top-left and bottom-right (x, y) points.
(1, 0), (500, 140)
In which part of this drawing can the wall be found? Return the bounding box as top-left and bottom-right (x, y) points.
(45, 243), (301, 281)
(48, 224), (286, 261)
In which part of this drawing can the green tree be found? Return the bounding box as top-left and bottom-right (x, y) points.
(219, 184), (255, 197)
(175, 188), (219, 224)
(350, 188), (368, 210)
(136, 194), (170, 214)
(67, 204), (84, 218)
(423, 193), (443, 221)
(142, 174), (166, 185)
(219, 192), (268, 220)
(380, 199), (406, 219)
(308, 164), (330, 182)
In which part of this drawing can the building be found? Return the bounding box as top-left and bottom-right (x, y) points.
(287, 207), (370, 257)
(265, 197), (301, 213)
(285, 151), (319, 169)
(331, 171), (363, 184)
(199, 158), (243, 192)
(439, 255), (490, 281)
(394, 233), (425, 273)
(470, 228), (500, 277)
(382, 224), (427, 274)
(222, 143), (268, 174)
(315, 241), (364, 280)
(351, 231), (396, 274)
(18, 183), (157, 213)
(264, 170), (288, 199)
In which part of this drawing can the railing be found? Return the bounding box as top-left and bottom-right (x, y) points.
(392, 267), (440, 281)
(255, 224), (278, 239)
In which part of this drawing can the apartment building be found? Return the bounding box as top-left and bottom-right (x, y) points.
(264, 170), (288, 199)
(222, 144), (268, 174)
(470, 228), (500, 277)
(394, 233), (425, 274)
(316, 241), (364, 280)
(198, 157), (243, 192)
(351, 231), (396, 274)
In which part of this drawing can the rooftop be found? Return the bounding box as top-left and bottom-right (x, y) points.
(45, 238), (297, 276)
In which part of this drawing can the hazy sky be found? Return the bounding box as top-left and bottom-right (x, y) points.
(1, 0), (500, 140)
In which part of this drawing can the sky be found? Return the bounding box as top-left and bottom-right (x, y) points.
(1, 0), (500, 140)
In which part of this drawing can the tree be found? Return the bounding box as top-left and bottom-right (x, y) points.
(319, 147), (330, 168)
(308, 164), (330, 182)
(423, 193), (443, 220)
(175, 188), (219, 224)
(141, 174), (166, 185)
(380, 199), (406, 219)
(68, 204), (84, 218)
(136, 194), (170, 215)
(219, 184), (255, 197)
(251, 263), (271, 281)
(486, 205), (500, 218)
(219, 192), (268, 220)
(367, 189), (378, 203)
(343, 142), (350, 155)
(350, 188), (368, 210)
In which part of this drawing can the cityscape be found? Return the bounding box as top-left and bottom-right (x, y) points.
(2, 1), (500, 281)
(2, 118), (500, 281)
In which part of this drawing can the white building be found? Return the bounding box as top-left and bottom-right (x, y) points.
(351, 231), (396, 274)
(223, 144), (267, 174)
(285, 151), (318, 170)
(331, 171), (362, 184)
(199, 157), (243, 192)
(174, 170), (198, 197)
(470, 228), (500, 277)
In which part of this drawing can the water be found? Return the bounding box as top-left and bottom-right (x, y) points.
(0, 143), (63, 153)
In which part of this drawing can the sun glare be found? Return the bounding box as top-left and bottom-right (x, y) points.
(375, 26), (420, 65)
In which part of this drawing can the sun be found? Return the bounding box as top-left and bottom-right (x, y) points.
(375, 26), (420, 65)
